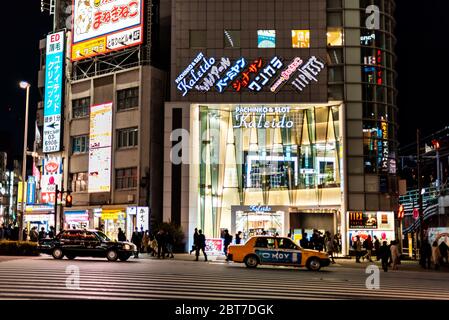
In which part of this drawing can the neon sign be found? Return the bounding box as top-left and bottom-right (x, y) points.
(195, 57), (231, 92)
(248, 56), (283, 92)
(175, 52), (217, 96)
(232, 58), (263, 92)
(233, 106), (294, 129)
(215, 58), (247, 93)
(270, 57), (303, 93)
(291, 56), (325, 92)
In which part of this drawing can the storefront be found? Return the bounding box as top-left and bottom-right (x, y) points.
(189, 103), (344, 241)
(24, 205), (55, 233)
(64, 210), (90, 230)
(100, 209), (127, 241)
(347, 211), (395, 249)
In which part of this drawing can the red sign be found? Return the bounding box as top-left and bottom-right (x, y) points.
(413, 208), (419, 220)
(45, 162), (59, 174)
(205, 238), (224, 255)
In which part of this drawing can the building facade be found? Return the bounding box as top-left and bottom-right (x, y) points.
(33, 0), (168, 241)
(163, 0), (398, 254)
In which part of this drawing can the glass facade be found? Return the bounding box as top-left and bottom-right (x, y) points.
(195, 103), (343, 237)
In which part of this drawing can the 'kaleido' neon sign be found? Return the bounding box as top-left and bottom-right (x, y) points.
(175, 53), (325, 96)
(233, 106), (294, 129)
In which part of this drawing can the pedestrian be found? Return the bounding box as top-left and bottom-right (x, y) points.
(223, 229), (232, 260)
(38, 227), (47, 240)
(5, 224), (12, 240)
(420, 239), (432, 269)
(165, 231), (175, 259)
(354, 236), (362, 263)
(390, 240), (400, 270)
(374, 236), (380, 261)
(300, 232), (309, 249)
(325, 232), (336, 264)
(190, 228), (199, 254)
(235, 231), (242, 245)
(22, 228), (28, 241)
(362, 235), (373, 262)
(432, 240), (441, 270)
(131, 227), (141, 258)
(156, 230), (166, 259)
(117, 227), (127, 242)
(48, 226), (55, 239)
(142, 231), (150, 254)
(195, 229), (208, 261)
(29, 227), (38, 242)
(379, 241), (390, 272)
(149, 235), (158, 256)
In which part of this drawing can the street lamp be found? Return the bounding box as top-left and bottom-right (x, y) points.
(19, 81), (30, 241)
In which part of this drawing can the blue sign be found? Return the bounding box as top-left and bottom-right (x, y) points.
(255, 249), (302, 264)
(26, 176), (36, 205)
(43, 31), (65, 153)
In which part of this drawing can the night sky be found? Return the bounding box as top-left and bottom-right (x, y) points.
(0, 1), (448, 167)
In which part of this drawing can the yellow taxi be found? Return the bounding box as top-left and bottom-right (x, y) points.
(227, 236), (330, 271)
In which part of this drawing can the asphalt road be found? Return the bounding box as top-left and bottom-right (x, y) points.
(0, 255), (448, 300)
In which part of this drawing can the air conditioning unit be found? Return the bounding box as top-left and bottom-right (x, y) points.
(127, 194), (134, 203)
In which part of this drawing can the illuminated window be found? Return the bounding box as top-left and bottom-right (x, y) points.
(327, 28), (343, 46)
(257, 30), (276, 48)
(224, 30), (240, 48)
(190, 30), (207, 48)
(291, 30), (310, 48)
(116, 168), (138, 189)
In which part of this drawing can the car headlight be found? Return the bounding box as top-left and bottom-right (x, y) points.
(124, 244), (131, 250)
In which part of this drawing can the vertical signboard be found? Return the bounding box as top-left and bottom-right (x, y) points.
(43, 31), (65, 153)
(88, 102), (112, 193)
(136, 207), (149, 231)
(40, 156), (63, 204)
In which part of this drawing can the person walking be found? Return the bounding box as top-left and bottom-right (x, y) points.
(354, 236), (362, 263)
(22, 228), (28, 241)
(432, 240), (441, 270)
(362, 235), (373, 262)
(142, 231), (150, 254)
(156, 230), (166, 259)
(131, 227), (142, 258)
(223, 229), (232, 260)
(165, 231), (175, 259)
(379, 241), (390, 272)
(190, 228), (199, 254)
(117, 228), (127, 242)
(300, 233), (309, 249)
(0, 224), (4, 240)
(374, 236), (380, 261)
(420, 239), (432, 269)
(390, 240), (400, 270)
(48, 226), (55, 239)
(325, 232), (336, 264)
(38, 227), (47, 240)
(235, 231), (242, 245)
(195, 229), (208, 261)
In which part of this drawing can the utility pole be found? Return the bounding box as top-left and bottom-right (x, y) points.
(417, 129), (425, 257)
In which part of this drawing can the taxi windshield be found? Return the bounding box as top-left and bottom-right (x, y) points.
(95, 231), (111, 242)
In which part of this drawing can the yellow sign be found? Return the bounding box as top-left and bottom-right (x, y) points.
(71, 37), (107, 61)
(101, 210), (125, 220)
(292, 30), (310, 48)
(18, 182), (27, 203)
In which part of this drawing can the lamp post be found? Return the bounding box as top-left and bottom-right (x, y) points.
(19, 81), (31, 241)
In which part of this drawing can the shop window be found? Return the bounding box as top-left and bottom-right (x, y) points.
(257, 30), (276, 48)
(115, 167), (138, 189)
(291, 30), (310, 48)
(72, 97), (90, 119)
(72, 135), (89, 154)
(224, 30), (240, 48)
(190, 30), (207, 48)
(117, 87), (139, 111)
(327, 28), (343, 46)
(328, 66), (344, 83)
(117, 127), (138, 148)
(71, 172), (88, 192)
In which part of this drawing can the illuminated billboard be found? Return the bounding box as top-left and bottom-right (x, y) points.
(41, 156), (63, 204)
(71, 0), (144, 61)
(88, 102), (112, 193)
(43, 31), (65, 153)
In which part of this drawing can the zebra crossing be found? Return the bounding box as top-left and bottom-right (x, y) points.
(0, 256), (448, 300)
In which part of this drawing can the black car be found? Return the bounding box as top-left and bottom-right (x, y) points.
(38, 229), (137, 261)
